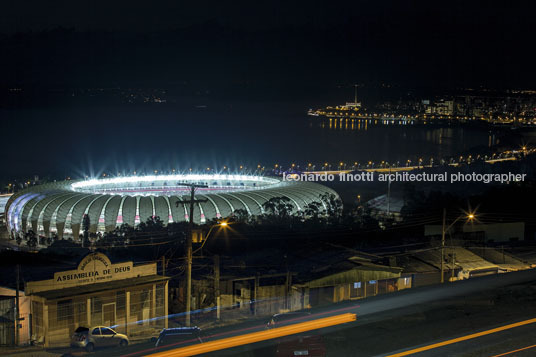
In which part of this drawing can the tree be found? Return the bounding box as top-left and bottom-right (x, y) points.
(262, 197), (294, 217)
(319, 193), (343, 221)
(262, 197), (295, 223)
(82, 214), (90, 248)
(138, 216), (165, 233)
(303, 201), (323, 220)
(25, 230), (37, 249)
(118, 223), (135, 237)
(232, 209), (250, 223)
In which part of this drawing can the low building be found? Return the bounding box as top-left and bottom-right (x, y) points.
(294, 259), (405, 307)
(0, 287), (31, 346)
(468, 247), (533, 272)
(365, 194), (404, 222)
(24, 252), (169, 347)
(405, 247), (499, 281)
(182, 251), (407, 327)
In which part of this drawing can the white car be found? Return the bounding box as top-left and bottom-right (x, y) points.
(71, 326), (129, 352)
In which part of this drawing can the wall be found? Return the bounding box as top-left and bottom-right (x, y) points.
(0, 287), (30, 345)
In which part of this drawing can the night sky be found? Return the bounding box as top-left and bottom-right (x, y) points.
(1, 1), (535, 181)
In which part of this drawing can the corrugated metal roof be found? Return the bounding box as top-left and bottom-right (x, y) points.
(412, 247), (498, 272)
(468, 247), (532, 272)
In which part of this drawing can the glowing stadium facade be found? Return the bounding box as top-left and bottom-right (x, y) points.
(5, 174), (339, 239)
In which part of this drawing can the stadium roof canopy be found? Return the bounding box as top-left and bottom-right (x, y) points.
(5, 174), (338, 239)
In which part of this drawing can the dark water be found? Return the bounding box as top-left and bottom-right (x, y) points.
(0, 99), (518, 180)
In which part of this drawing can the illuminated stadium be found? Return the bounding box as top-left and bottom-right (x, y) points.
(5, 174), (339, 239)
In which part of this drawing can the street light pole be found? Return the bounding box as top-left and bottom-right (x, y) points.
(441, 209), (475, 283)
(441, 208), (446, 283)
(214, 255), (220, 320)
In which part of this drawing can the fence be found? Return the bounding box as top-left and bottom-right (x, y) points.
(168, 275), (414, 331)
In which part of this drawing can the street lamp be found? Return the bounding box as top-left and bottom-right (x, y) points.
(189, 221), (229, 321)
(193, 221), (230, 254)
(440, 209), (475, 283)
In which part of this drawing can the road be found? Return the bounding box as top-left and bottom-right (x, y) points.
(386, 318), (536, 356)
(307, 156), (519, 175)
(47, 269), (536, 357)
(208, 269), (536, 357)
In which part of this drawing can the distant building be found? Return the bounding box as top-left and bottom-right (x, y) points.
(365, 194), (404, 221)
(463, 222), (525, 243)
(0, 195), (11, 226)
(426, 99), (454, 116)
(424, 222), (525, 243)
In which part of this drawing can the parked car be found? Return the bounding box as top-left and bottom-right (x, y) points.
(71, 326), (129, 352)
(155, 327), (203, 348)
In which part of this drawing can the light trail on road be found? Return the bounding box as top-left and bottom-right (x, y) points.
(489, 343), (536, 357)
(145, 313), (356, 357)
(386, 317), (536, 357)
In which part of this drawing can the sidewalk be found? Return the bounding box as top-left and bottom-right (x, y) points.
(0, 345), (61, 357)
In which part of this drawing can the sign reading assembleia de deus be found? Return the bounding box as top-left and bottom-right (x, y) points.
(53, 252), (134, 288)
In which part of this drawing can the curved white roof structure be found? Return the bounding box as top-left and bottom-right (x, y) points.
(5, 174), (338, 239)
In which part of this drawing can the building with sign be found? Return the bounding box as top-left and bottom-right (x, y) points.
(25, 252), (169, 347)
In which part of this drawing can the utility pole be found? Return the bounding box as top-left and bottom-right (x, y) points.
(441, 208), (446, 283)
(15, 264), (20, 346)
(214, 255), (220, 320)
(285, 271), (292, 310)
(176, 183), (208, 327)
(451, 251), (456, 281)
